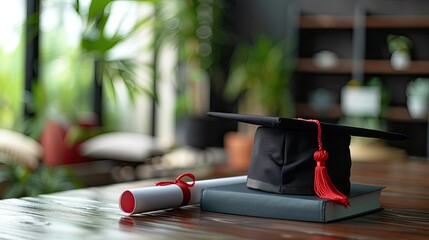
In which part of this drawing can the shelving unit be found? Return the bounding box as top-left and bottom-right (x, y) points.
(295, 103), (425, 123)
(300, 15), (429, 29)
(366, 15), (429, 28)
(298, 58), (429, 74)
(293, 6), (428, 157)
(300, 15), (354, 29)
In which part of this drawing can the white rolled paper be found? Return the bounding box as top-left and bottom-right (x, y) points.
(120, 175), (247, 214)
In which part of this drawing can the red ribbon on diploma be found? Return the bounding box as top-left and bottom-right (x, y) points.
(156, 173), (196, 206)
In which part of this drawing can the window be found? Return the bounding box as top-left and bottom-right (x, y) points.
(1, 0), (177, 143)
(39, 0), (160, 134)
(0, 0), (25, 129)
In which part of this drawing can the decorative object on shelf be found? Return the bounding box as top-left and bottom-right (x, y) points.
(406, 78), (429, 119)
(341, 83), (381, 118)
(308, 88), (336, 115)
(386, 34), (413, 71)
(340, 78), (406, 161)
(340, 78), (390, 131)
(312, 50), (339, 70)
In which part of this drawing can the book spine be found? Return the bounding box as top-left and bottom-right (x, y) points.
(201, 189), (326, 222)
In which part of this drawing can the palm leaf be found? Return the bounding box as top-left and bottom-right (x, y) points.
(87, 0), (112, 20)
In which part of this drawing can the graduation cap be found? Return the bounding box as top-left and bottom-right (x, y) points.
(208, 112), (408, 207)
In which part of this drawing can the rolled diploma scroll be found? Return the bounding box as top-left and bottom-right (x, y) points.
(120, 175), (247, 214)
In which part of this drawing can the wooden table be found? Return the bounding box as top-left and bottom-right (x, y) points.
(0, 161), (428, 239)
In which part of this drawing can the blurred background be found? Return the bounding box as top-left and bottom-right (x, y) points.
(0, 0), (428, 198)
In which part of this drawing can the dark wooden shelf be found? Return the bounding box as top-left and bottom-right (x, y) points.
(297, 58), (353, 74)
(366, 15), (429, 28)
(387, 106), (428, 122)
(300, 15), (354, 29)
(300, 15), (429, 29)
(295, 103), (428, 123)
(297, 58), (429, 74)
(365, 60), (429, 74)
(295, 103), (342, 119)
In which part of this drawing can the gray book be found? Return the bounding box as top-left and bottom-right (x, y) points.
(200, 183), (383, 223)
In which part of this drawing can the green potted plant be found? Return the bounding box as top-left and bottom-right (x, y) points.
(406, 78), (429, 119)
(0, 163), (83, 199)
(223, 36), (295, 170)
(224, 37), (295, 121)
(386, 34), (413, 71)
(0, 128), (83, 198)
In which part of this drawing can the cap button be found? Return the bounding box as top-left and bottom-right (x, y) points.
(314, 149), (329, 166)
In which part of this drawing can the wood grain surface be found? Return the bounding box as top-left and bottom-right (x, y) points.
(0, 161), (428, 239)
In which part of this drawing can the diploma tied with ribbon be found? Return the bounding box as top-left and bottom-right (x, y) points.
(119, 173), (247, 214)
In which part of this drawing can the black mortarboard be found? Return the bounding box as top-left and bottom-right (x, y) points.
(208, 112), (408, 206)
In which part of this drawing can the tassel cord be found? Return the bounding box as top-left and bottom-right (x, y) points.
(296, 118), (350, 207)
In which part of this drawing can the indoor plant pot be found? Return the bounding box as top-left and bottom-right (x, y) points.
(406, 78), (429, 119)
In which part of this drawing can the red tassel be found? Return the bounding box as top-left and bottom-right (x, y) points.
(297, 118), (350, 207)
(314, 150), (350, 207)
